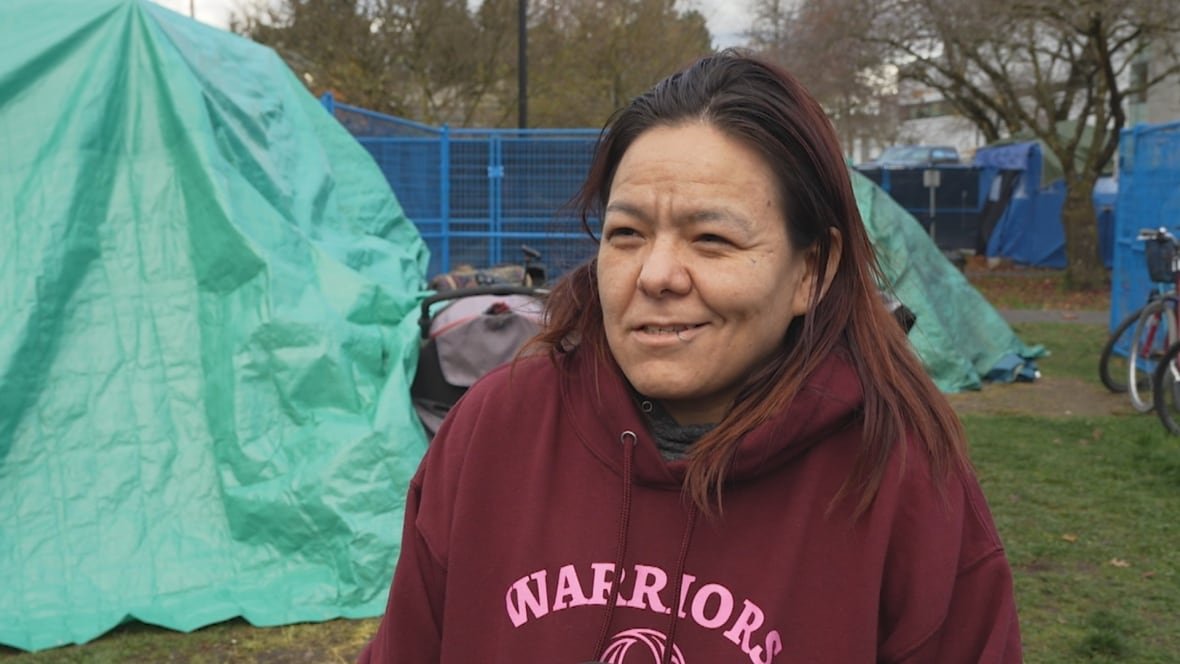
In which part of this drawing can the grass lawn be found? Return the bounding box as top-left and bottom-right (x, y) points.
(6, 318), (1179, 662)
(1013, 320), (1104, 383)
(0, 618), (379, 663)
(967, 414), (1180, 662)
(966, 318), (1180, 662)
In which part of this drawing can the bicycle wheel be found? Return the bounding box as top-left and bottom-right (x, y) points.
(1128, 298), (1179, 412)
(1099, 308), (1146, 393)
(1153, 341), (1180, 434)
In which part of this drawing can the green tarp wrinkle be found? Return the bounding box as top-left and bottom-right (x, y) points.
(0, 0), (430, 651)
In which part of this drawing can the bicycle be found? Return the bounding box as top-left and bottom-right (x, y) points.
(1150, 228), (1180, 432)
(1152, 338), (1180, 433)
(1097, 227), (1180, 411)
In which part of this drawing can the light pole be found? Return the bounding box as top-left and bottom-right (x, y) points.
(517, 0), (527, 129)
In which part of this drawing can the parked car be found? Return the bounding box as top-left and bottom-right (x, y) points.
(857, 145), (961, 170)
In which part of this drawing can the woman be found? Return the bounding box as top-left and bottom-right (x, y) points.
(359, 50), (1022, 663)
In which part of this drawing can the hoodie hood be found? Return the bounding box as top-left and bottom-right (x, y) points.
(559, 345), (864, 488)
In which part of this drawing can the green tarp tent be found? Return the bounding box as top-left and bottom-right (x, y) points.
(852, 170), (1044, 392)
(0, 0), (430, 651)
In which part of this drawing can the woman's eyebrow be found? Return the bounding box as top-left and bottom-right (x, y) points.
(682, 209), (760, 237)
(605, 201), (751, 229)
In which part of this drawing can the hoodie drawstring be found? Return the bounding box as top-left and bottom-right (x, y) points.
(592, 430), (637, 660)
(661, 504), (697, 664)
(592, 431), (699, 664)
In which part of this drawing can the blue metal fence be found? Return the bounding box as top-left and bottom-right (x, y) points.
(1111, 120), (1180, 329)
(324, 94), (601, 279)
(328, 93), (1109, 279)
(856, 165), (998, 253)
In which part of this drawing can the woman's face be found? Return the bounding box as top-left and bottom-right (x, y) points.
(597, 122), (818, 425)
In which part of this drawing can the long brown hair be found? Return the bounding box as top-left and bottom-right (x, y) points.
(533, 50), (968, 517)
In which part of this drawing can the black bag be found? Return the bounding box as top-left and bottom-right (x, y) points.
(1146, 237), (1176, 283)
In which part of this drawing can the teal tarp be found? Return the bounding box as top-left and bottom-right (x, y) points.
(0, 0), (430, 651)
(853, 170), (1044, 391)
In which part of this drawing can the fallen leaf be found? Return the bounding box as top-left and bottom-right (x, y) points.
(1142, 571), (1156, 579)
(1109, 558), (1131, 568)
(1061, 533), (1079, 543)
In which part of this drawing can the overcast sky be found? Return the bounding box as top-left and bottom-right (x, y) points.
(149, 0), (753, 48)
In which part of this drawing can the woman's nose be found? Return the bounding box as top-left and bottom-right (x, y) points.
(636, 238), (691, 297)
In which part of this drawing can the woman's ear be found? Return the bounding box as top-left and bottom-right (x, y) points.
(790, 228), (843, 317)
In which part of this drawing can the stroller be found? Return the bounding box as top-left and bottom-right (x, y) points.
(410, 247), (548, 438)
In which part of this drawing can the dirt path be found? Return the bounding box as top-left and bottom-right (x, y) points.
(941, 306), (1129, 419)
(996, 309), (1108, 325)
(946, 374), (1136, 419)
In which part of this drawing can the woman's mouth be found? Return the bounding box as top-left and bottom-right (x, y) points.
(635, 323), (708, 342)
(640, 324), (698, 334)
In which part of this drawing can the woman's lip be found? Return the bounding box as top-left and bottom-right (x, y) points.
(631, 323), (708, 343)
(632, 322), (707, 332)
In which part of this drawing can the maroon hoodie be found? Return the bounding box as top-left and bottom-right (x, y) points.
(359, 346), (1022, 663)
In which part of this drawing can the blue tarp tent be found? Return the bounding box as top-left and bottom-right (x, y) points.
(974, 141), (1068, 267)
(973, 141), (1115, 269)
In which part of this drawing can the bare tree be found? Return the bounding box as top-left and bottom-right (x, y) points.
(372, 0), (520, 125)
(231, 0), (712, 128)
(231, 0), (517, 125)
(230, 0), (392, 110)
(527, 0), (713, 127)
(851, 0), (1180, 289)
(747, 0), (901, 161)
(747, 0), (1180, 287)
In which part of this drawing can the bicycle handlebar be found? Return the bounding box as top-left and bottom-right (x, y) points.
(1137, 227), (1176, 243)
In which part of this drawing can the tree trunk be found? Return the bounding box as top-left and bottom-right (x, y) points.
(1061, 177), (1106, 291)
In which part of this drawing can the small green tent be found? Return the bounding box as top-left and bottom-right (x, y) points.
(0, 0), (429, 651)
(852, 170), (1044, 392)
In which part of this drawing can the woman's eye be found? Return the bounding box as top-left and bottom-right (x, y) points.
(606, 227), (639, 240)
(697, 233), (731, 245)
